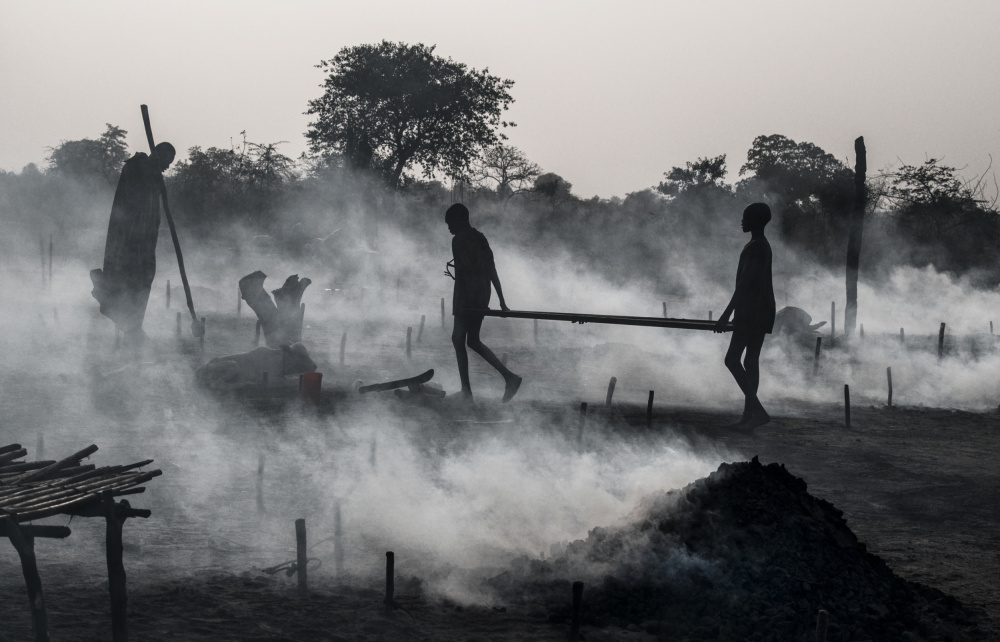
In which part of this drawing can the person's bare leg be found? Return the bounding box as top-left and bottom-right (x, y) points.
(452, 315), (473, 398)
(465, 315), (521, 402)
(741, 332), (769, 427)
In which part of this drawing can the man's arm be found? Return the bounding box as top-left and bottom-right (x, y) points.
(715, 243), (763, 332)
(490, 265), (509, 312)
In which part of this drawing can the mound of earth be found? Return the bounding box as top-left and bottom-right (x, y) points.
(490, 457), (981, 641)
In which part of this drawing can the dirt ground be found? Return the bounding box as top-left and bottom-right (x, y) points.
(1, 306), (998, 641)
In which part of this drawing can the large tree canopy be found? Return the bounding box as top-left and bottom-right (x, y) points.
(305, 41), (515, 187)
(47, 124), (129, 186)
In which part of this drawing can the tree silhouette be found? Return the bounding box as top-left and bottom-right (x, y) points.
(305, 41), (515, 188)
(468, 144), (540, 201)
(47, 124), (129, 186)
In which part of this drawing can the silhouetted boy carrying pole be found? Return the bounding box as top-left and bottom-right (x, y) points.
(445, 203), (522, 402)
(714, 203), (776, 429)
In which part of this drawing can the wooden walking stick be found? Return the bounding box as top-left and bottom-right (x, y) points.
(140, 105), (203, 338)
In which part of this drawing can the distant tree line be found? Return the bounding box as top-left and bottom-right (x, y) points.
(2, 40), (997, 287)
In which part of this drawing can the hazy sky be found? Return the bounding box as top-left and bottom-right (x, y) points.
(2, 0), (999, 198)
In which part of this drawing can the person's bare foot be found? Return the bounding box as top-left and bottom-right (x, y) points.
(722, 412), (753, 430)
(502, 374), (522, 403)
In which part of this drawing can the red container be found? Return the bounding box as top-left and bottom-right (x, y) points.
(299, 371), (323, 404)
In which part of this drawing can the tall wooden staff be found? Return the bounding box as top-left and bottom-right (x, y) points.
(141, 105), (203, 337)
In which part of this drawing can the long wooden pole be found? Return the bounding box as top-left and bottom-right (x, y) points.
(140, 105), (202, 338)
(475, 309), (732, 331)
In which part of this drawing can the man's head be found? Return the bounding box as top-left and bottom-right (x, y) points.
(154, 142), (176, 171)
(741, 202), (771, 233)
(445, 203), (470, 235)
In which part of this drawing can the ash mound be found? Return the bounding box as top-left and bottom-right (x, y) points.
(491, 457), (980, 641)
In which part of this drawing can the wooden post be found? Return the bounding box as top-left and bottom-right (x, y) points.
(441, 297), (445, 328)
(48, 234), (52, 286)
(605, 377), (617, 407)
(845, 136), (867, 337)
(662, 302), (667, 318)
(578, 402), (587, 446)
(237, 289), (241, 316)
(813, 337), (822, 376)
(199, 317), (206, 349)
(815, 609), (829, 642)
(176, 311), (181, 337)
(40, 236), (46, 288)
(887, 367), (893, 408)
(104, 496), (128, 642)
(4, 517), (50, 642)
(166, 281), (170, 309)
(708, 311), (713, 321)
(938, 322), (946, 360)
(333, 501), (344, 574)
(991, 321), (994, 335)
(36, 434), (44, 462)
(900, 328), (905, 345)
(569, 581), (583, 642)
(646, 391), (654, 428)
(831, 301), (836, 339)
(417, 315), (425, 344)
(384, 551), (395, 609)
(295, 519), (307, 597)
(406, 327), (412, 359)
(340, 331), (347, 366)
(844, 384), (851, 429)
(256, 455), (265, 512)
(254, 320), (261, 347)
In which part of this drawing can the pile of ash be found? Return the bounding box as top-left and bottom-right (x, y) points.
(490, 457), (980, 641)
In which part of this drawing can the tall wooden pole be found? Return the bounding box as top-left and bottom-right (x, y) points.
(845, 136), (867, 337)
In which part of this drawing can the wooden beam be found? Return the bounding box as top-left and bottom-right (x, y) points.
(474, 309), (732, 331)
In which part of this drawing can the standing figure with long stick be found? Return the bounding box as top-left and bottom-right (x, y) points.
(90, 142), (175, 345)
(445, 203), (522, 402)
(714, 203), (776, 430)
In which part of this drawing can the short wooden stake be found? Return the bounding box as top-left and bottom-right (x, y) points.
(578, 402), (587, 445)
(295, 518), (307, 597)
(36, 434), (44, 461)
(199, 316), (206, 349)
(166, 280), (170, 309)
(899, 327), (905, 345)
(254, 319), (261, 347)
(48, 234), (53, 285)
(340, 331), (347, 366)
(662, 302), (667, 318)
(605, 377), (617, 407)
(991, 321), (994, 335)
(813, 337), (822, 376)
(844, 384), (851, 429)
(175, 311), (182, 337)
(417, 314), (425, 343)
(104, 496), (128, 642)
(815, 608), (829, 642)
(40, 236), (46, 288)
(4, 517), (50, 642)
(237, 289), (241, 316)
(333, 501), (344, 574)
(887, 367), (893, 408)
(646, 390), (654, 428)
(441, 297), (445, 328)
(256, 455), (265, 512)
(708, 311), (712, 321)
(384, 551), (395, 609)
(831, 301), (836, 339)
(406, 327), (412, 359)
(938, 322), (946, 360)
(569, 581), (583, 641)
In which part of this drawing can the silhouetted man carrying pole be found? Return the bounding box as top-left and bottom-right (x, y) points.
(445, 203), (522, 402)
(91, 142), (176, 345)
(714, 203), (776, 429)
